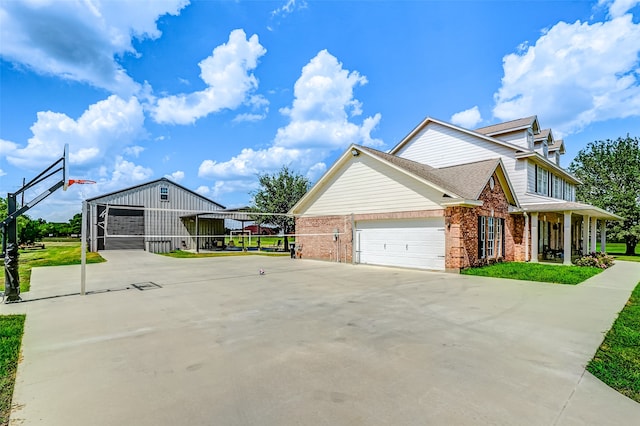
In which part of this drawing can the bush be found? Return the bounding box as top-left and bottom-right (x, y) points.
(575, 252), (615, 269)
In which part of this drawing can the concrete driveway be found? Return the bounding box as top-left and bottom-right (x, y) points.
(4, 251), (640, 425)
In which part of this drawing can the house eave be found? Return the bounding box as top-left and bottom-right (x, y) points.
(515, 151), (582, 184)
(440, 199), (484, 207)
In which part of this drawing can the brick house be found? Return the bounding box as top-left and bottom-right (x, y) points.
(290, 116), (621, 271)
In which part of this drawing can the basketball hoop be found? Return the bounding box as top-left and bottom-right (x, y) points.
(68, 179), (97, 187)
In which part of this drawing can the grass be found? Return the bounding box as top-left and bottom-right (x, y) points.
(0, 315), (25, 426)
(587, 282), (640, 403)
(161, 249), (290, 258)
(1, 242), (105, 293)
(461, 261), (603, 285)
(596, 242), (640, 262)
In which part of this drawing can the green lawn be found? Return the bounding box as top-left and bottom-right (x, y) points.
(461, 262), (603, 285)
(1, 242), (105, 292)
(0, 315), (25, 426)
(587, 282), (640, 403)
(596, 242), (640, 262)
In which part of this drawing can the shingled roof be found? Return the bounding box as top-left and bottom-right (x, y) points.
(358, 146), (503, 201)
(475, 116), (538, 136)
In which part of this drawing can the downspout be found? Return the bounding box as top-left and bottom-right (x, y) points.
(351, 213), (356, 265)
(524, 212), (529, 262)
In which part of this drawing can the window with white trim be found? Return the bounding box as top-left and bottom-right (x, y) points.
(478, 216), (505, 260)
(487, 217), (495, 257)
(160, 186), (169, 201)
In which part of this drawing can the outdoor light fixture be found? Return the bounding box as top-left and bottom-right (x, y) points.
(351, 148), (359, 156)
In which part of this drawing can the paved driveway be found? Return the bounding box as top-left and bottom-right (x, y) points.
(5, 252), (640, 425)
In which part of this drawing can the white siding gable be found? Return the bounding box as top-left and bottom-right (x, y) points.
(492, 130), (529, 150)
(299, 155), (445, 216)
(396, 122), (516, 168)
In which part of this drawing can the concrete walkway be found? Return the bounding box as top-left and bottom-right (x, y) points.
(4, 252), (640, 425)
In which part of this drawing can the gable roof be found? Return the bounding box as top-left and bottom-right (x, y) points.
(359, 146), (516, 202)
(534, 128), (552, 142)
(291, 144), (519, 214)
(87, 177), (225, 208)
(548, 138), (566, 154)
(475, 116), (539, 136)
(389, 116), (526, 155)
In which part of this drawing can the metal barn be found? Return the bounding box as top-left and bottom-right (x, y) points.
(86, 178), (225, 253)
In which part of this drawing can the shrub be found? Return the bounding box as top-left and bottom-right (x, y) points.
(575, 252), (615, 269)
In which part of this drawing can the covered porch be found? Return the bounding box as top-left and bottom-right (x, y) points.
(520, 202), (623, 265)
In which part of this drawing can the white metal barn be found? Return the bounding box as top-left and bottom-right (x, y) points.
(86, 178), (225, 253)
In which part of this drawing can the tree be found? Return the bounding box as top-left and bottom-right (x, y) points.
(69, 213), (82, 234)
(569, 135), (640, 255)
(19, 217), (44, 244)
(251, 166), (310, 251)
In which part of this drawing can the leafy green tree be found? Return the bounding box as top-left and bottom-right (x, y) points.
(251, 166), (310, 251)
(69, 213), (82, 234)
(569, 135), (640, 255)
(19, 217), (44, 244)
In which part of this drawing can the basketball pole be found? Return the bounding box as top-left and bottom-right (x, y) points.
(81, 200), (87, 295)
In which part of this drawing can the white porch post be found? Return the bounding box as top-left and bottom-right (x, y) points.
(530, 212), (539, 263)
(582, 215), (590, 254)
(590, 218), (597, 254)
(600, 220), (607, 253)
(563, 211), (572, 265)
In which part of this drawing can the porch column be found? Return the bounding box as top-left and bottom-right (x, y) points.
(563, 211), (572, 265)
(196, 214), (200, 253)
(582, 215), (590, 254)
(530, 212), (539, 263)
(600, 220), (607, 253)
(590, 218), (597, 254)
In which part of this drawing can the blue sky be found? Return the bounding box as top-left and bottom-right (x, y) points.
(1, 0), (639, 221)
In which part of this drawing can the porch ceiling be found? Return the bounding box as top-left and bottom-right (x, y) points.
(518, 201), (623, 221)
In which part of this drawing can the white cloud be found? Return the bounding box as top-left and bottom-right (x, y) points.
(166, 170), (185, 182)
(451, 106), (483, 128)
(233, 113), (267, 123)
(152, 29), (267, 124)
(109, 156), (153, 187)
(195, 185), (211, 195)
(599, 0), (640, 18)
(271, 0), (307, 18)
(124, 146), (145, 157)
(210, 180), (259, 200)
(306, 162), (326, 182)
(198, 49), (382, 199)
(4, 96), (145, 170)
(0, 0), (189, 96)
(275, 49), (382, 149)
(493, 12), (640, 135)
(199, 146), (315, 179)
(0, 169), (5, 177)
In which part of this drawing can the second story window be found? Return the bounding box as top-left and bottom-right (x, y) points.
(160, 187), (169, 201)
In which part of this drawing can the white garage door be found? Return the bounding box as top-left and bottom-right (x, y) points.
(356, 218), (445, 270)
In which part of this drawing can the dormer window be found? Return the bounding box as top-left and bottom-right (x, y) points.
(543, 141), (549, 158)
(527, 129), (534, 150)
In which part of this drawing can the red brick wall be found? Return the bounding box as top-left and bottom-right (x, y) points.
(296, 173), (527, 271)
(295, 209), (445, 263)
(445, 172), (524, 270)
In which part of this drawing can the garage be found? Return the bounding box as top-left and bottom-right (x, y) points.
(355, 218), (445, 270)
